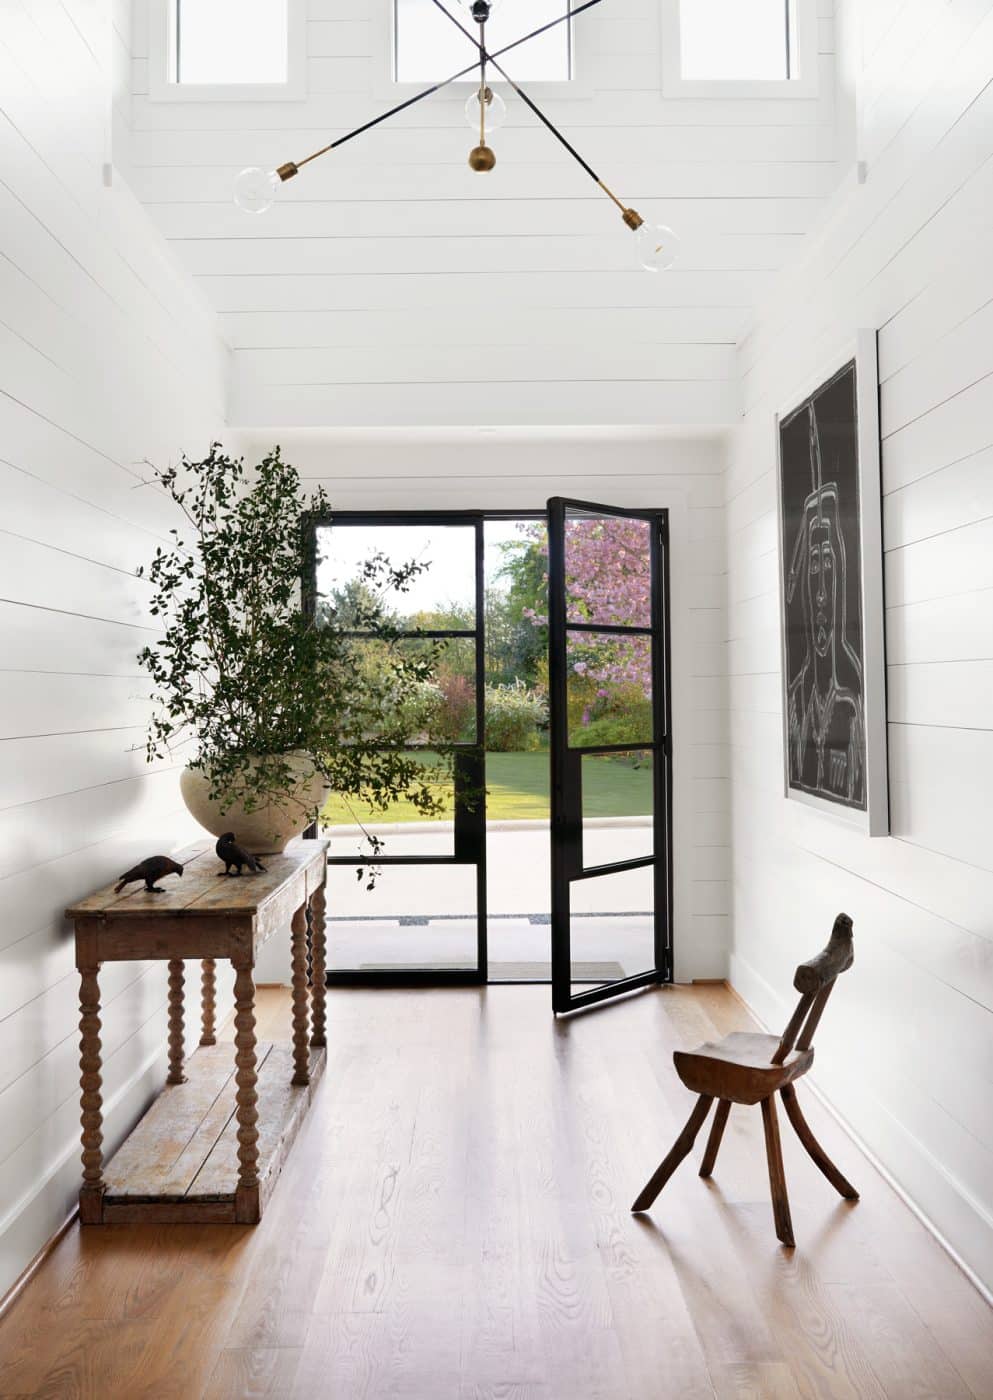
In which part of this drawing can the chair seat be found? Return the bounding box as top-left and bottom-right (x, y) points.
(674, 1031), (814, 1106)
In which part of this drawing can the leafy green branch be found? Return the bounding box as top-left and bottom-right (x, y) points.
(137, 444), (453, 844)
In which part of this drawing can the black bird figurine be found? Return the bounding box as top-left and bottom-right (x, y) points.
(115, 855), (184, 894)
(216, 832), (266, 876)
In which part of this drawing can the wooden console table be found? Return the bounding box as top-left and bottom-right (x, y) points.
(66, 838), (329, 1225)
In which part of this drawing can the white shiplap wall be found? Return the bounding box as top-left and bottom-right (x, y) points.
(726, 0), (993, 1294)
(0, 0), (228, 1298)
(234, 425), (731, 983)
(131, 0), (840, 428)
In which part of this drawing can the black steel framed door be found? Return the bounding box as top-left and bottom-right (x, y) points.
(306, 511), (487, 985)
(547, 497), (673, 1013)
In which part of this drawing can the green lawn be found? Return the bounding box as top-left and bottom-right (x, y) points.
(322, 750), (652, 826)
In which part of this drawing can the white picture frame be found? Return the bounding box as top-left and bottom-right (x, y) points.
(774, 330), (889, 837)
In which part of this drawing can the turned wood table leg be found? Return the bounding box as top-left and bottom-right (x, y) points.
(310, 883), (327, 1049)
(167, 958), (187, 1084)
(200, 958), (217, 1047)
(291, 903), (311, 1085)
(233, 962), (260, 1223)
(306, 898), (314, 987)
(78, 964), (105, 1224)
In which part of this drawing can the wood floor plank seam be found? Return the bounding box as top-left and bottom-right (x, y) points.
(0, 985), (990, 1400)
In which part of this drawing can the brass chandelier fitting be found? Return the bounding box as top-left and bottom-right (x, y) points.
(234, 0), (679, 272)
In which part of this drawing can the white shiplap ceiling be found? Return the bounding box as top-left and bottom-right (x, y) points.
(126, 0), (841, 428)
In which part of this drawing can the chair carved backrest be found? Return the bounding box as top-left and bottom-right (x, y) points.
(770, 913), (854, 1066)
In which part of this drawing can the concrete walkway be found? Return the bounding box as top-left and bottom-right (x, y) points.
(325, 817), (653, 914)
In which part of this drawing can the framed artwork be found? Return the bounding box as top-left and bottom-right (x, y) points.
(775, 331), (889, 835)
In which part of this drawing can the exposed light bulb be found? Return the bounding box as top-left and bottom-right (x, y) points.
(637, 222), (680, 273)
(464, 85), (507, 139)
(233, 166), (279, 215)
(459, 0), (501, 17)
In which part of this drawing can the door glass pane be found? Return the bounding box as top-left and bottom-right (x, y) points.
(569, 868), (655, 989)
(581, 751), (653, 866)
(323, 751), (456, 857)
(564, 511), (652, 629)
(483, 518), (552, 980)
(325, 862), (478, 973)
(342, 636), (477, 745)
(316, 523), (477, 632)
(566, 632), (653, 747)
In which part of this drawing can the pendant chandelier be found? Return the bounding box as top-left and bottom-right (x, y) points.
(233, 0), (679, 272)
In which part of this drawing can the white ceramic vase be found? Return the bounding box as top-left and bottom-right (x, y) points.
(180, 752), (329, 854)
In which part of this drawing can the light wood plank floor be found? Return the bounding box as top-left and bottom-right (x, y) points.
(1, 985), (991, 1399)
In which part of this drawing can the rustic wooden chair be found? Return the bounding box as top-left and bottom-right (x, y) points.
(631, 913), (859, 1247)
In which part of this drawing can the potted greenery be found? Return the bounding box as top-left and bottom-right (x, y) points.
(138, 443), (448, 853)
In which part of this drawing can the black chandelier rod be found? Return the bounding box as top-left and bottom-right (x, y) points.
(430, 0), (599, 181)
(426, 0), (637, 220)
(278, 1), (606, 178)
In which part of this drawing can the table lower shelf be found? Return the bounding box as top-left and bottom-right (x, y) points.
(89, 1040), (325, 1224)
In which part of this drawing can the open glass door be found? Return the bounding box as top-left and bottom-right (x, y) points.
(548, 498), (673, 1012)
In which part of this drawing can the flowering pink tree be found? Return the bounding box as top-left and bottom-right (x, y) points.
(521, 516), (652, 696)
(563, 516), (651, 630)
(563, 515), (651, 697)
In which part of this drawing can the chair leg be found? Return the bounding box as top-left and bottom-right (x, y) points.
(699, 1098), (731, 1178)
(780, 1084), (859, 1200)
(761, 1095), (795, 1248)
(632, 1095), (714, 1212)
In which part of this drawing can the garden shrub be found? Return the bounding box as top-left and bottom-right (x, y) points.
(566, 672), (600, 736)
(485, 681), (547, 751)
(569, 675), (655, 748)
(577, 708), (654, 749)
(434, 669), (476, 743)
(395, 679), (445, 740)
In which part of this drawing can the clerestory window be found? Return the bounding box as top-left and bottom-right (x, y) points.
(394, 0), (572, 83)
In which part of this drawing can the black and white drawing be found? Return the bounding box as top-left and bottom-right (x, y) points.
(776, 340), (888, 832)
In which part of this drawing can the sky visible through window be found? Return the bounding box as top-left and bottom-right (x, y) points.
(176, 0), (288, 84)
(680, 0), (790, 80)
(394, 0), (571, 83)
(316, 521), (527, 622)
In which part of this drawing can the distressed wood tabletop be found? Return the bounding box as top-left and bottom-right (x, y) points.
(67, 839), (327, 919)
